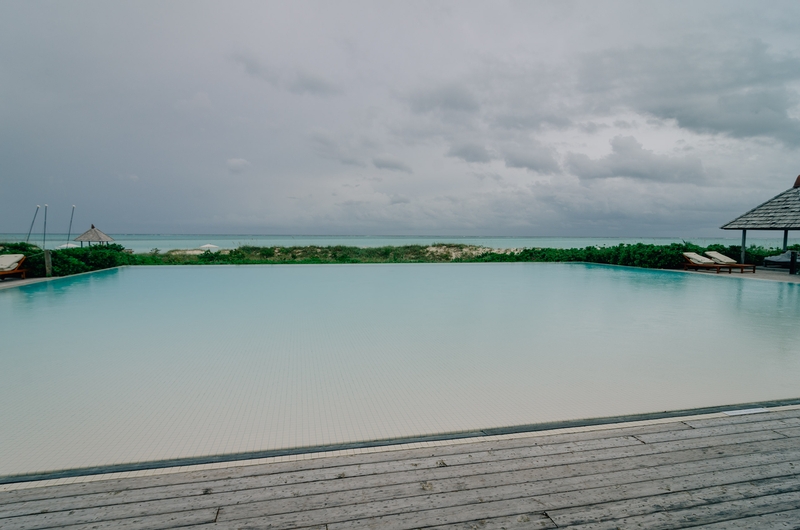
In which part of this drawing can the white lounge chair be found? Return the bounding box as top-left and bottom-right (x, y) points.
(704, 251), (755, 273)
(0, 254), (28, 280)
(682, 252), (732, 273)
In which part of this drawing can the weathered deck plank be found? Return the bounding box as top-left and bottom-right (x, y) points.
(4, 418), (794, 516)
(546, 472), (800, 526)
(5, 432), (798, 528)
(0, 407), (798, 529)
(559, 490), (800, 529)
(693, 508), (800, 528)
(0, 420), (695, 505)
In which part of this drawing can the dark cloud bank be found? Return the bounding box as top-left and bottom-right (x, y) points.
(1, 1), (799, 237)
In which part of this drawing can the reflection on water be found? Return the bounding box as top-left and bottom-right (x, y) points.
(4, 268), (121, 310)
(1, 263), (799, 477)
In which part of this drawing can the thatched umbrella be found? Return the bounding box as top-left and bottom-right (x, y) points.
(722, 175), (800, 263)
(74, 225), (114, 247)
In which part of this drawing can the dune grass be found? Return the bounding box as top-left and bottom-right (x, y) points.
(2, 241), (798, 278)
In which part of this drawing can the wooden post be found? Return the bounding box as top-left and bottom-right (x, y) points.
(783, 230), (789, 251)
(741, 230), (747, 265)
(44, 250), (52, 278)
(790, 251), (797, 275)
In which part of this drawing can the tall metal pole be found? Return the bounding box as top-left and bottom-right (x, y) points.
(43, 204), (48, 249)
(66, 205), (76, 244)
(25, 205), (40, 243)
(741, 229), (747, 265)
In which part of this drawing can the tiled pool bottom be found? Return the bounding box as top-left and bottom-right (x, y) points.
(2, 264), (799, 480)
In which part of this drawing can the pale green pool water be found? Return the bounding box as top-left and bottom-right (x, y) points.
(1, 264), (799, 478)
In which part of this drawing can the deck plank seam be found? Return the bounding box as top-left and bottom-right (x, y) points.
(6, 464), (800, 524)
(6, 406), (800, 488)
(3, 437), (799, 522)
(31, 475), (800, 530)
(7, 423), (792, 506)
(5, 412), (797, 496)
(9, 453), (800, 528)
(684, 508), (800, 530)
(4, 414), (797, 520)
(380, 476), (800, 530)
(0, 437), (666, 505)
(0, 429), (669, 490)
(3, 442), (782, 516)
(544, 472), (800, 526)
(5, 440), (796, 514)
(621, 493), (800, 530)
(3, 412), (796, 520)
(211, 476), (800, 530)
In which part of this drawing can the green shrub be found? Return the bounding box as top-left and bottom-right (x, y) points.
(6, 240), (799, 279)
(474, 242), (795, 269)
(0, 242), (42, 255)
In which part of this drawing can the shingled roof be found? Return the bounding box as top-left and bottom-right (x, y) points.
(74, 225), (114, 242)
(721, 176), (800, 230)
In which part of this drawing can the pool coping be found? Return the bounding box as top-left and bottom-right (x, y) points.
(3, 397), (800, 485)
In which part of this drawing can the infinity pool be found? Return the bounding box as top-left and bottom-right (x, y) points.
(1, 264), (799, 479)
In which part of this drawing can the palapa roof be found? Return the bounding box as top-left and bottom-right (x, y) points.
(721, 176), (800, 231)
(74, 225), (114, 242)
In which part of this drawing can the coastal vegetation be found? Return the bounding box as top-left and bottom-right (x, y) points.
(2, 241), (798, 279)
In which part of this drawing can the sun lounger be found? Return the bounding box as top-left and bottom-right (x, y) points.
(0, 254), (28, 280)
(704, 251), (756, 273)
(763, 251), (795, 268)
(682, 252), (732, 273)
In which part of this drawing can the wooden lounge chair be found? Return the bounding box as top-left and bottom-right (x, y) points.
(682, 252), (732, 273)
(0, 254), (28, 280)
(704, 251), (756, 273)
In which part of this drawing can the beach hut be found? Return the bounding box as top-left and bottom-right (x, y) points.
(721, 175), (800, 264)
(74, 225), (114, 247)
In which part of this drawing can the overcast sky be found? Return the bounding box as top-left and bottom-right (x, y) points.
(2, 1), (799, 236)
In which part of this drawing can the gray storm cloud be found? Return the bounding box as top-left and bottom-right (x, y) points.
(227, 159), (251, 174)
(503, 146), (562, 175)
(447, 143), (493, 163)
(566, 137), (705, 183)
(409, 85), (480, 114)
(1, 1), (799, 236)
(577, 41), (800, 146)
(373, 155), (413, 173)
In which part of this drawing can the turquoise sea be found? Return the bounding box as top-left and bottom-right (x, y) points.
(1, 233), (794, 253)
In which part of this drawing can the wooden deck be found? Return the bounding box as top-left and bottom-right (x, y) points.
(2, 407), (800, 529)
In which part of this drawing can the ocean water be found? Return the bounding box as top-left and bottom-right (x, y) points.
(1, 233), (793, 253)
(1, 263), (799, 478)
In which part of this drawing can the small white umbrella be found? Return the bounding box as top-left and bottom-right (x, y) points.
(199, 244), (220, 251)
(56, 243), (79, 249)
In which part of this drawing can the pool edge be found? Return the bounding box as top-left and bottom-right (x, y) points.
(4, 396), (800, 485)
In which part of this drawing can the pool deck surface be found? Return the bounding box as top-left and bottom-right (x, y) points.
(2, 405), (800, 529)
(683, 267), (800, 283)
